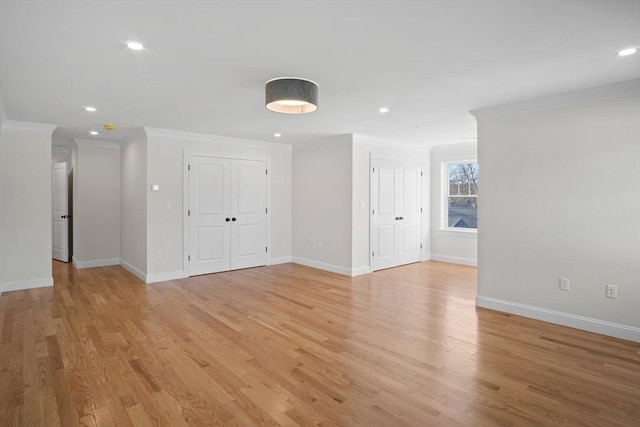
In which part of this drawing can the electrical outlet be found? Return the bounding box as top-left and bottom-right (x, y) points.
(559, 277), (570, 291)
(312, 240), (316, 248)
(606, 284), (617, 299)
(156, 249), (162, 259)
(318, 241), (323, 248)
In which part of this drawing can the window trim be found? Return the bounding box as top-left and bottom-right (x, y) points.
(441, 159), (478, 232)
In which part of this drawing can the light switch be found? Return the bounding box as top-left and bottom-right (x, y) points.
(359, 201), (366, 210)
(165, 201), (172, 210)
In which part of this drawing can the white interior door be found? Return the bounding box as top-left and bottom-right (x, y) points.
(52, 162), (69, 262)
(371, 160), (399, 271)
(188, 156), (267, 276)
(370, 157), (422, 271)
(189, 157), (231, 275)
(230, 160), (267, 270)
(398, 164), (422, 265)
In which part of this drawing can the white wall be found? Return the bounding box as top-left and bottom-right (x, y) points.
(473, 82), (640, 341)
(352, 135), (431, 274)
(292, 135), (353, 274)
(119, 129), (147, 280)
(73, 139), (121, 268)
(145, 128), (292, 282)
(0, 121), (56, 292)
(430, 142), (478, 266)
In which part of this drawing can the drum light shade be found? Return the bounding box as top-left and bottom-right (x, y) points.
(265, 77), (318, 114)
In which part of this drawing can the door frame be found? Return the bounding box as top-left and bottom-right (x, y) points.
(369, 153), (425, 271)
(182, 151), (272, 277)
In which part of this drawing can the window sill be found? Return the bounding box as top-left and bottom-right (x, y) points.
(436, 228), (478, 238)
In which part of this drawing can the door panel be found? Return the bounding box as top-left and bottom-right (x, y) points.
(52, 162), (69, 262)
(371, 159), (401, 271)
(197, 226), (225, 261)
(231, 160), (267, 270)
(398, 163), (422, 265)
(189, 157), (230, 275)
(197, 163), (226, 214)
(378, 166), (396, 214)
(235, 164), (262, 213)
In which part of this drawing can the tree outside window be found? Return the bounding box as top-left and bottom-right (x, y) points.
(447, 162), (478, 229)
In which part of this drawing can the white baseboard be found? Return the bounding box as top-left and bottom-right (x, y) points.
(146, 270), (188, 284)
(476, 295), (640, 343)
(73, 257), (120, 269)
(1, 276), (53, 293)
(119, 259), (146, 282)
(268, 256), (292, 265)
(421, 252), (432, 262)
(292, 257), (354, 276)
(431, 254), (477, 267)
(351, 266), (372, 276)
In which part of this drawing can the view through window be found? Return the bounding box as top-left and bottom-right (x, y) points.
(447, 162), (478, 229)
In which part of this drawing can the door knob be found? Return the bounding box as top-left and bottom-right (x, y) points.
(232, 217), (237, 222)
(225, 218), (230, 222)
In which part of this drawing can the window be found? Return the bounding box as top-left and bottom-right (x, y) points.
(446, 162), (478, 229)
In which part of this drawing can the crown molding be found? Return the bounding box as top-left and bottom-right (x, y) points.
(2, 120), (57, 133)
(291, 134), (353, 152)
(144, 127), (291, 152)
(470, 79), (640, 120)
(353, 133), (430, 152)
(74, 138), (120, 149)
(431, 141), (477, 154)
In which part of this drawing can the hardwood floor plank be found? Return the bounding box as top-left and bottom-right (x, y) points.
(0, 260), (638, 426)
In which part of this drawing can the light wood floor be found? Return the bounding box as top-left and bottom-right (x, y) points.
(1, 261), (638, 426)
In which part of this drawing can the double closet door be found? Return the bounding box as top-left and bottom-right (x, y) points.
(188, 156), (267, 276)
(370, 157), (422, 271)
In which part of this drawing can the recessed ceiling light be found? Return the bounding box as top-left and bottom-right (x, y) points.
(274, 133), (282, 137)
(379, 107), (389, 113)
(89, 131), (98, 135)
(84, 106), (97, 112)
(618, 47), (637, 56)
(126, 41), (144, 51)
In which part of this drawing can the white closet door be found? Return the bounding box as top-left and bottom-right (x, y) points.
(370, 157), (422, 271)
(398, 163), (422, 265)
(230, 159), (267, 270)
(189, 156), (231, 275)
(52, 162), (69, 262)
(371, 159), (399, 271)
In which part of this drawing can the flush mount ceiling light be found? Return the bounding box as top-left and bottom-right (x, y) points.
(618, 47), (637, 56)
(89, 131), (98, 135)
(379, 107), (390, 113)
(265, 77), (318, 114)
(84, 106), (97, 112)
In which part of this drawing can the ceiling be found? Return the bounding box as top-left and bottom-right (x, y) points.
(1, 1), (638, 147)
